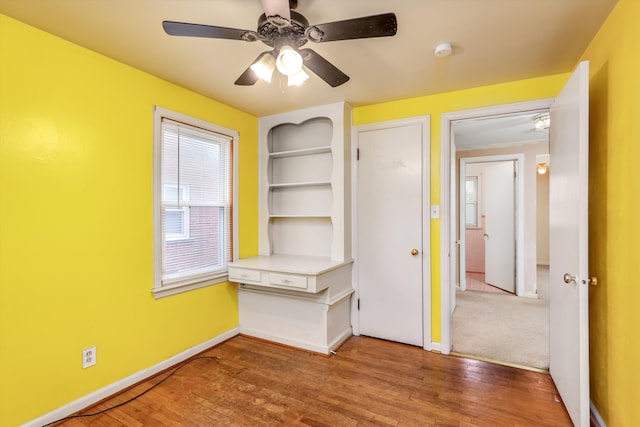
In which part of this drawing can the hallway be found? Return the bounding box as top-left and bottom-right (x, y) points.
(452, 266), (549, 370)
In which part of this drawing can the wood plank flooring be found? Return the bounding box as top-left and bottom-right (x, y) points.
(54, 335), (571, 426)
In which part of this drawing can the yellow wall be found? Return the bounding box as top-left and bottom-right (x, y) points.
(2, 1), (636, 424)
(0, 14), (258, 426)
(579, 0), (640, 424)
(353, 74), (569, 342)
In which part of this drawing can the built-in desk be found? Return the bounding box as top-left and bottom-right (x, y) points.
(229, 255), (354, 354)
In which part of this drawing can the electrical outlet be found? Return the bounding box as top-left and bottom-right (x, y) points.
(82, 346), (96, 369)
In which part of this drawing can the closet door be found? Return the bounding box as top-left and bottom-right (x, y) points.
(356, 121), (424, 347)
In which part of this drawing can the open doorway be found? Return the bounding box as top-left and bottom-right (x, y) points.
(444, 106), (552, 369)
(459, 157), (521, 295)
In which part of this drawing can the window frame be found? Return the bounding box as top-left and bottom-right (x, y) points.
(152, 106), (239, 299)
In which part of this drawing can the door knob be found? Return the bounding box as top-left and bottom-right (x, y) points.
(411, 249), (419, 256)
(563, 273), (598, 286)
(484, 233), (489, 238)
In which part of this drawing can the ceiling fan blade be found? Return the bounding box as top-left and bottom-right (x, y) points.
(163, 21), (254, 41)
(300, 48), (349, 87)
(234, 67), (260, 86)
(308, 13), (397, 43)
(260, 0), (291, 20)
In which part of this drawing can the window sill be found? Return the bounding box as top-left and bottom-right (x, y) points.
(152, 274), (228, 299)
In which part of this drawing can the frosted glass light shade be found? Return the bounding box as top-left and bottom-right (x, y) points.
(276, 46), (303, 76)
(287, 69), (309, 86)
(250, 53), (276, 83)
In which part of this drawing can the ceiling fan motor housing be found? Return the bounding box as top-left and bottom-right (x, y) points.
(257, 11), (311, 49)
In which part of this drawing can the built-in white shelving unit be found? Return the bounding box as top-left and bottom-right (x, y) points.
(229, 102), (353, 355)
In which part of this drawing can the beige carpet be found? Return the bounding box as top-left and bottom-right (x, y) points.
(452, 267), (549, 370)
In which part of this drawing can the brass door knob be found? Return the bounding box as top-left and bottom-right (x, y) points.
(411, 249), (419, 256)
(563, 274), (598, 286)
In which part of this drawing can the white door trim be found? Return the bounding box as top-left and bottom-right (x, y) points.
(459, 155), (525, 297)
(439, 99), (553, 354)
(352, 115), (431, 350)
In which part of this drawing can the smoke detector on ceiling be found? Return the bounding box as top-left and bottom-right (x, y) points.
(434, 42), (453, 58)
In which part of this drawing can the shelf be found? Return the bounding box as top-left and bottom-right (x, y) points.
(269, 184), (332, 216)
(259, 102), (351, 261)
(269, 146), (331, 159)
(269, 152), (332, 185)
(269, 181), (331, 189)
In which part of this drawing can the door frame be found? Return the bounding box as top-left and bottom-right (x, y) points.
(459, 155), (525, 296)
(351, 115), (432, 350)
(439, 99), (553, 354)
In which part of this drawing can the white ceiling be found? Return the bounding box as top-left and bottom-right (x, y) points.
(0, 0), (617, 117)
(453, 110), (550, 150)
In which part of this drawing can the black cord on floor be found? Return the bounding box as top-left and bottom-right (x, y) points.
(43, 355), (221, 426)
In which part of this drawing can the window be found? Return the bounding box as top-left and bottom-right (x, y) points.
(164, 184), (190, 241)
(153, 107), (238, 298)
(465, 176), (479, 228)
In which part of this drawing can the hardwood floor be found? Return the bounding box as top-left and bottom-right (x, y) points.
(54, 335), (571, 426)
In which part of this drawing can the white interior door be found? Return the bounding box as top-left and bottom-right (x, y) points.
(357, 123), (423, 347)
(549, 60), (590, 427)
(484, 161), (516, 293)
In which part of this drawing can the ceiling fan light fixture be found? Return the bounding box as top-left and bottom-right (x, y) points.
(534, 113), (551, 130)
(276, 45), (304, 76)
(250, 53), (276, 83)
(287, 68), (309, 86)
(163, 8), (398, 88)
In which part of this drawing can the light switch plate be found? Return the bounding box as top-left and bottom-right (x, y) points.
(430, 205), (440, 219)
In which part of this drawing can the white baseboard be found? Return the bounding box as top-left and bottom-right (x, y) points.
(329, 329), (354, 353)
(430, 342), (442, 353)
(239, 326), (332, 354)
(22, 327), (240, 427)
(590, 401), (607, 427)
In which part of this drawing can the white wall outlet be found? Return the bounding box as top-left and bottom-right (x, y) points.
(82, 346), (97, 369)
(430, 205), (440, 219)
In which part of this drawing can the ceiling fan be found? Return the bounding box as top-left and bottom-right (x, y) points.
(162, 0), (397, 87)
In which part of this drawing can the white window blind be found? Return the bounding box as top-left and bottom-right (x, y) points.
(154, 115), (234, 295)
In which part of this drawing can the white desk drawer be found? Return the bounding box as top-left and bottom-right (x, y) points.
(229, 268), (261, 283)
(268, 273), (307, 289)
